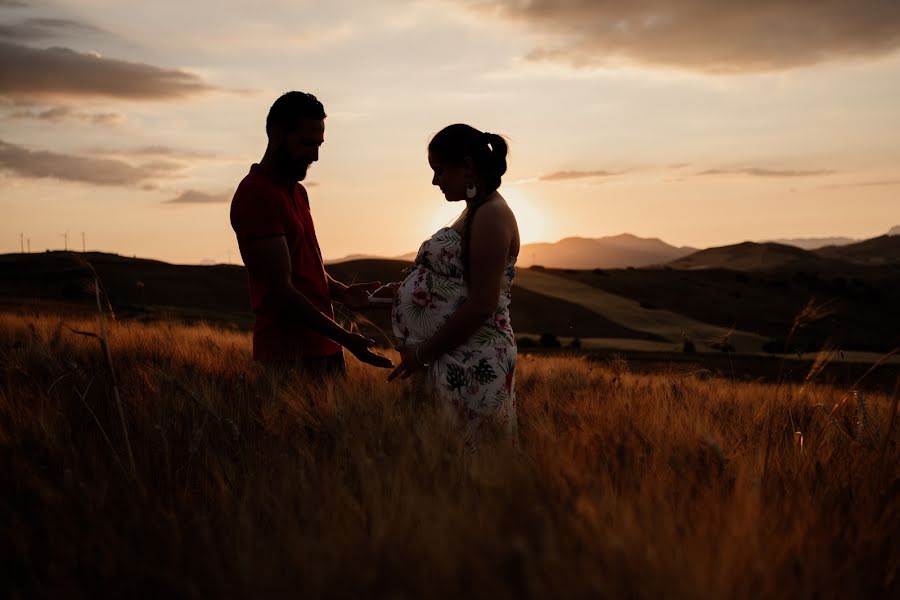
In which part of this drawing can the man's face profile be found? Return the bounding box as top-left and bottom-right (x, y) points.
(276, 118), (325, 182)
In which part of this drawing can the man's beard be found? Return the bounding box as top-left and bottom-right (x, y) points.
(275, 145), (308, 183)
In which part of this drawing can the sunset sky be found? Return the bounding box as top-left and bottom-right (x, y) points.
(2, 0), (899, 264)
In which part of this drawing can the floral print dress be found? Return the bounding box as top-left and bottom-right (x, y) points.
(392, 227), (518, 444)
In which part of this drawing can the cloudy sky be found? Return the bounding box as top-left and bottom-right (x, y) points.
(2, 0), (899, 263)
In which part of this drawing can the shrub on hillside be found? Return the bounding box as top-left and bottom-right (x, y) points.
(538, 333), (561, 348)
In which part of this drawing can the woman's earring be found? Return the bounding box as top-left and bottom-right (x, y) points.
(465, 183), (477, 199)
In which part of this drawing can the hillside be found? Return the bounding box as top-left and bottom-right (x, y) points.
(3, 250), (896, 354)
(668, 241), (838, 271)
(0, 251), (253, 326)
(767, 236), (858, 250)
(0, 252), (656, 343)
(549, 264), (900, 353)
(814, 235), (900, 265)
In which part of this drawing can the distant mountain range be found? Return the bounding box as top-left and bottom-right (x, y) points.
(518, 234), (697, 269)
(328, 226), (899, 270)
(765, 236), (860, 250)
(669, 234), (900, 271)
(766, 227), (900, 249)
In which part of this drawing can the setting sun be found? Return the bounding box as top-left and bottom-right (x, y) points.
(502, 187), (551, 245)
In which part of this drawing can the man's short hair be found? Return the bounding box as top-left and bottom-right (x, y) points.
(266, 91), (326, 136)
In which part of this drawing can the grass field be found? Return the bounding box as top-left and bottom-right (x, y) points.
(1, 311), (897, 599)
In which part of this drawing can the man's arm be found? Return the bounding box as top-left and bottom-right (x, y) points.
(240, 235), (391, 367)
(326, 272), (348, 302)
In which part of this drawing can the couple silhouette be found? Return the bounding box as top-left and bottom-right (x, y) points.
(230, 91), (519, 441)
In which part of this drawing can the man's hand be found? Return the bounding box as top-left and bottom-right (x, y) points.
(342, 332), (393, 368)
(341, 281), (382, 310)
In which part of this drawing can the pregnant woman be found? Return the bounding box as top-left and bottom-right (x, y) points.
(388, 123), (520, 446)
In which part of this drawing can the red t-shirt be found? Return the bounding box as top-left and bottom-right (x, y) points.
(230, 163), (342, 362)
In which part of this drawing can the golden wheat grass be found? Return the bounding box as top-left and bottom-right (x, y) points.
(0, 313), (897, 599)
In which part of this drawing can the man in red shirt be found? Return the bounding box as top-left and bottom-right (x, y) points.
(230, 91), (391, 372)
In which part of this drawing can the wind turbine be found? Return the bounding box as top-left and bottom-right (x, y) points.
(60, 230), (69, 251)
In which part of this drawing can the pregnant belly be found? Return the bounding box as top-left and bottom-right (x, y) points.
(392, 266), (464, 344)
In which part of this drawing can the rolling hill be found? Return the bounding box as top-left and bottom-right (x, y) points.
(546, 262), (900, 353)
(670, 231), (900, 272)
(0, 252), (656, 344)
(3, 247), (897, 355)
(667, 242), (833, 271)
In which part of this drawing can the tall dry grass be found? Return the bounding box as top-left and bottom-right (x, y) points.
(0, 312), (897, 599)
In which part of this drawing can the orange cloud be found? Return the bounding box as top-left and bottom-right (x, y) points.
(823, 178), (900, 189)
(539, 169), (623, 181)
(458, 1), (900, 72)
(697, 167), (835, 177)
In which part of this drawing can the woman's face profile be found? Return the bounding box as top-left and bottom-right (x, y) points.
(428, 151), (468, 202)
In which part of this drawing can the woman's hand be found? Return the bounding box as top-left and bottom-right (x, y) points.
(387, 343), (432, 382)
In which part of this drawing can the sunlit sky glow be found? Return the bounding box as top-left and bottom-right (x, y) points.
(2, 0), (899, 263)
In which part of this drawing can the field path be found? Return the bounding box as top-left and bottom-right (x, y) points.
(515, 269), (768, 353)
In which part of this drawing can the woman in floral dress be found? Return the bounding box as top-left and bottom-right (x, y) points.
(388, 124), (520, 445)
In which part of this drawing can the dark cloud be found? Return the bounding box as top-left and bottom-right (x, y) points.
(163, 190), (231, 204)
(539, 169), (622, 181)
(0, 138), (184, 185)
(459, 1), (900, 72)
(0, 1), (28, 7)
(697, 167), (835, 177)
(9, 105), (123, 125)
(0, 18), (107, 42)
(0, 41), (215, 100)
